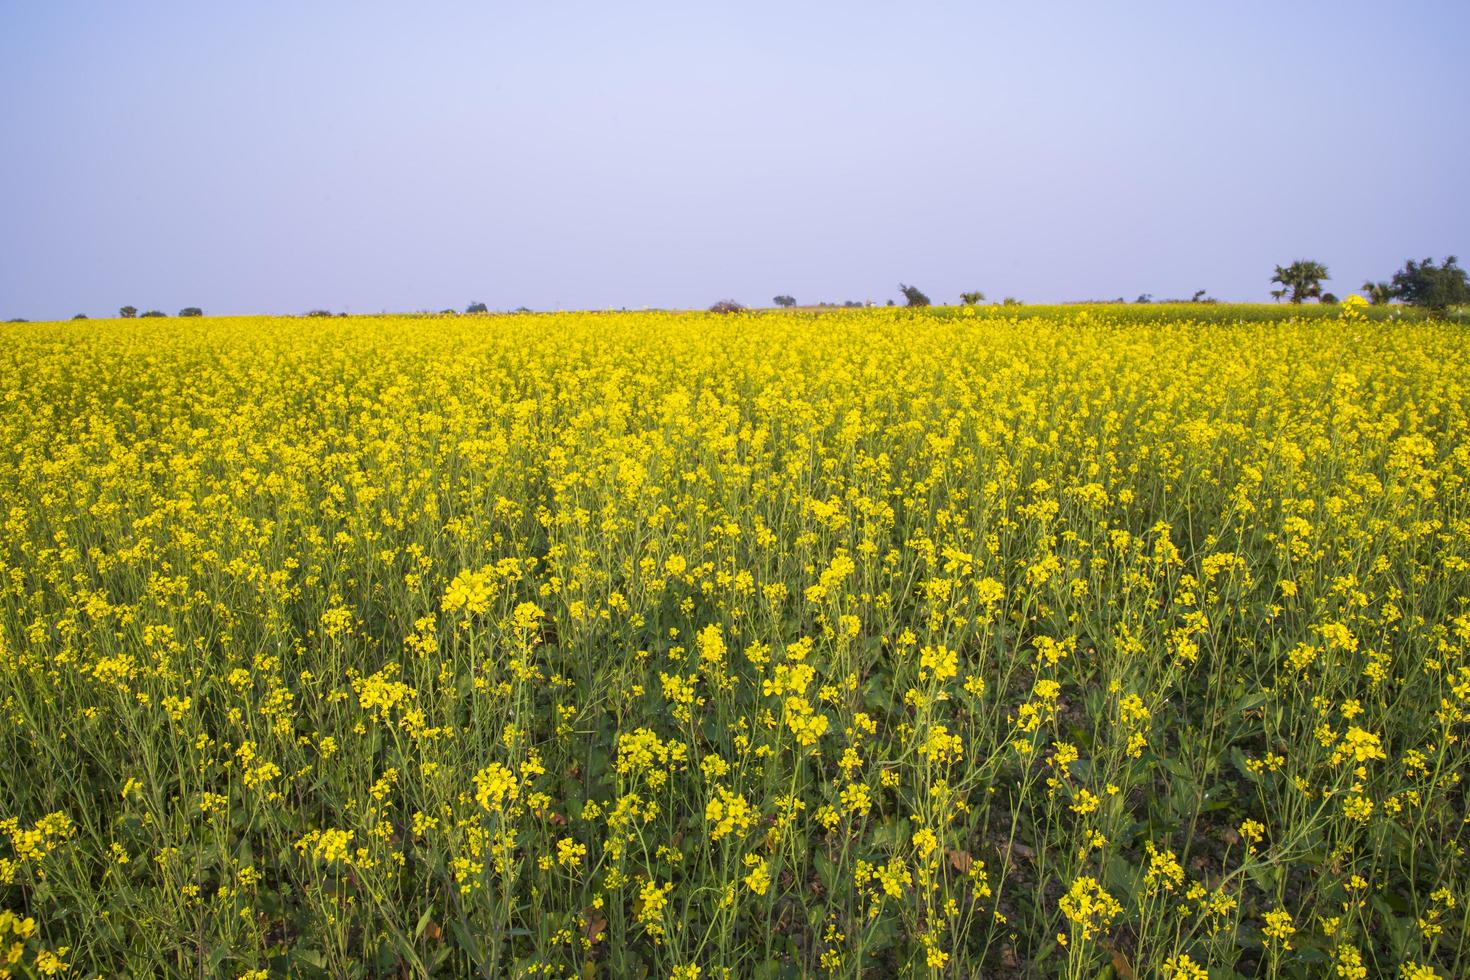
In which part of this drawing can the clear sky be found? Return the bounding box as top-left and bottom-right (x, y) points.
(3, 1), (1467, 318)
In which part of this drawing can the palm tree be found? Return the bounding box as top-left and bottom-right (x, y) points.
(1270, 260), (1329, 304)
(1361, 281), (1393, 305)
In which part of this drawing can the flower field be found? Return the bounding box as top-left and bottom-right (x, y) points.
(1, 305), (1467, 978)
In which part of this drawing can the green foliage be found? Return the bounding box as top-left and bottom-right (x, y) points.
(959, 291), (986, 306)
(119, 306), (137, 318)
(1361, 281), (1394, 305)
(772, 295), (797, 308)
(466, 302), (489, 314)
(1389, 256), (1470, 313)
(898, 283), (930, 307)
(179, 307), (203, 317)
(1270, 260), (1329, 304)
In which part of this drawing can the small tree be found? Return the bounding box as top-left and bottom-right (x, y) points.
(1136, 294), (1153, 304)
(709, 299), (745, 314)
(772, 295), (796, 308)
(72, 314), (88, 320)
(119, 306), (137, 318)
(1388, 256), (1469, 314)
(466, 302), (488, 314)
(1320, 292), (1339, 305)
(179, 307), (203, 317)
(898, 283), (930, 307)
(140, 310), (167, 318)
(1361, 281), (1393, 305)
(1270, 260), (1329, 304)
(959, 290), (986, 305)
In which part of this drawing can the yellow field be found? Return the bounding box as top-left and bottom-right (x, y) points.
(1, 306), (1467, 978)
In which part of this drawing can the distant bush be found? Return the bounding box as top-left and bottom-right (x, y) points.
(772, 295), (796, 308)
(898, 284), (930, 307)
(1001, 297), (1023, 307)
(466, 302), (489, 314)
(960, 291), (986, 306)
(1361, 281), (1394, 305)
(305, 310), (334, 318)
(1389, 256), (1469, 314)
(179, 307), (203, 317)
(709, 300), (745, 314)
(119, 306), (137, 318)
(72, 314), (88, 320)
(140, 310), (167, 318)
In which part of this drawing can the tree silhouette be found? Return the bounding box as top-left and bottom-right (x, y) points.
(1361, 281), (1394, 305)
(119, 306), (137, 318)
(1270, 260), (1329, 304)
(772, 295), (796, 308)
(1388, 257), (1469, 314)
(898, 283), (930, 307)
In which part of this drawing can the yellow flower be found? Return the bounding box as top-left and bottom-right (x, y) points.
(922, 724), (963, 764)
(1262, 908), (1296, 949)
(840, 782), (873, 817)
(442, 566), (496, 616)
(743, 854), (772, 895)
(1162, 953), (1208, 980)
(473, 762), (519, 811)
(705, 787), (758, 841)
(1058, 876), (1122, 941)
(918, 644), (958, 682)
(556, 837), (587, 869)
(636, 880), (675, 940)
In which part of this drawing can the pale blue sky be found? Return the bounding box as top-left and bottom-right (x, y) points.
(3, 1), (1467, 318)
